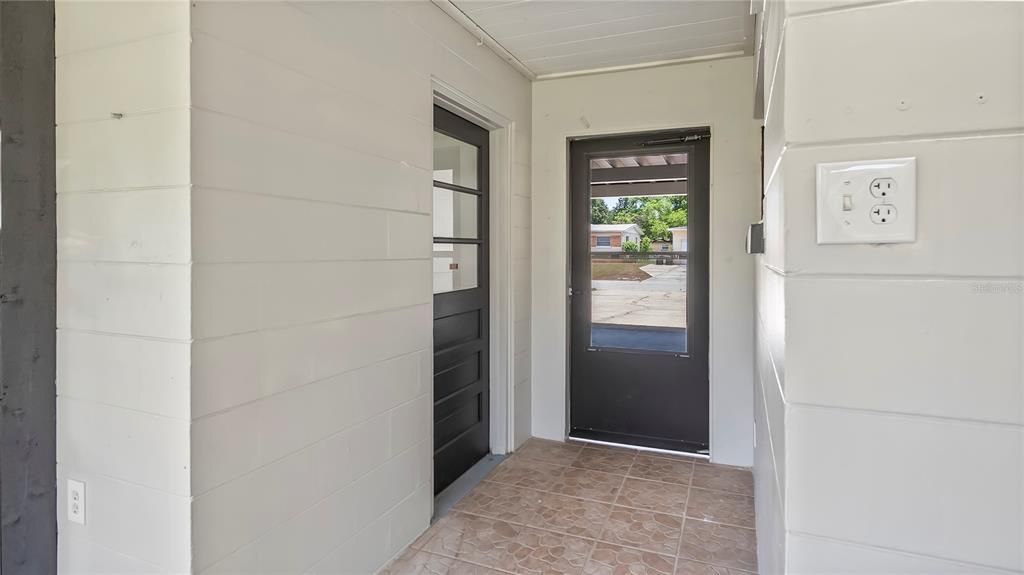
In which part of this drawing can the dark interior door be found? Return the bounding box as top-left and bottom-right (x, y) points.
(569, 129), (710, 453)
(432, 106), (489, 495)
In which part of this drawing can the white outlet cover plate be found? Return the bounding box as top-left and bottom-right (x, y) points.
(816, 157), (916, 244)
(67, 479), (86, 525)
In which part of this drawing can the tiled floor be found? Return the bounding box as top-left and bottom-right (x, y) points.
(384, 438), (757, 575)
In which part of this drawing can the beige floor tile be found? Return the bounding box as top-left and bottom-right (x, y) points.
(549, 467), (625, 503)
(674, 558), (752, 575)
(583, 542), (675, 575)
(383, 549), (506, 575)
(403, 440), (758, 575)
(454, 481), (545, 525)
(690, 465), (753, 497)
(599, 506), (682, 555)
(529, 492), (613, 539)
(685, 488), (754, 528)
(422, 512), (593, 575)
(487, 456), (565, 491)
(629, 455), (694, 485)
(616, 477), (689, 515)
(677, 522), (757, 573)
(511, 525), (595, 575)
(572, 447), (637, 474)
(516, 438), (584, 465)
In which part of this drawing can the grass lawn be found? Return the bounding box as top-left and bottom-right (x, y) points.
(591, 261), (652, 281)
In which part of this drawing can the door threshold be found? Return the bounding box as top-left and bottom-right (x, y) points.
(568, 435), (710, 461)
(432, 453), (507, 523)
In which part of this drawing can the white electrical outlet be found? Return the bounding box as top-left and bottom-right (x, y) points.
(816, 157), (916, 244)
(67, 479), (86, 525)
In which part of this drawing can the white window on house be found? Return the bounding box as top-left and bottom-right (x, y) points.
(596, 236), (611, 247)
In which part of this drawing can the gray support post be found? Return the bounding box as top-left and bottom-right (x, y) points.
(0, 2), (57, 573)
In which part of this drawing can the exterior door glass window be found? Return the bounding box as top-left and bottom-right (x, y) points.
(588, 154), (689, 354)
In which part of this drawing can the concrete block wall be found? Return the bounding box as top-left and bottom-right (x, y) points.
(56, 1), (532, 573)
(756, 1), (1024, 572)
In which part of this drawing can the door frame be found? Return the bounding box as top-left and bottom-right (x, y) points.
(0, 2), (58, 573)
(567, 128), (711, 452)
(431, 78), (518, 462)
(561, 123), (717, 452)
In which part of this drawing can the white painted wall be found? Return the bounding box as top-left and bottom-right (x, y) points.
(531, 58), (761, 466)
(188, 2), (531, 573)
(756, 1), (1024, 572)
(55, 2), (193, 572)
(56, 2), (531, 574)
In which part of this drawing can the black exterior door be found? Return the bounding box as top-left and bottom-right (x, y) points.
(432, 106), (490, 495)
(569, 129), (710, 453)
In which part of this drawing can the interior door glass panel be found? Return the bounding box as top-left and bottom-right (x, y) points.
(433, 132), (479, 189)
(432, 243), (478, 294)
(432, 187), (478, 239)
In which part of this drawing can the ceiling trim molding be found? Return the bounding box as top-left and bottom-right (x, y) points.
(534, 50), (748, 81)
(431, 0), (537, 81)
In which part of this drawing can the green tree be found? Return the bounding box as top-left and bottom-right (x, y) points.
(666, 208), (688, 228)
(639, 237), (653, 252)
(641, 198), (672, 240)
(590, 199), (612, 224)
(666, 195), (688, 228)
(622, 239), (640, 252)
(608, 195), (688, 240)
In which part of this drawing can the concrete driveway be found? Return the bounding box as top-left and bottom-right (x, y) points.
(591, 263), (687, 329)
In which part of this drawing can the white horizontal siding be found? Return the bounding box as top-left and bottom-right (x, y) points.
(758, 1), (1024, 572)
(189, 2), (532, 573)
(55, 3), (194, 571)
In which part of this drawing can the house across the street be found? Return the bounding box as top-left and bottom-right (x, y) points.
(590, 223), (642, 251)
(670, 226), (689, 252)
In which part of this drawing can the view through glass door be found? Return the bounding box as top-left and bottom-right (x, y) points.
(570, 129), (710, 454)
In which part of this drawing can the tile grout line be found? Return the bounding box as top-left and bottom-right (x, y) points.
(675, 460), (695, 574)
(413, 546), (518, 574)
(489, 465), (751, 514)
(448, 508), (681, 565)
(418, 514), (758, 575)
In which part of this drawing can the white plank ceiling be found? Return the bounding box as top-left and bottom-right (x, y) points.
(449, 0), (755, 78)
